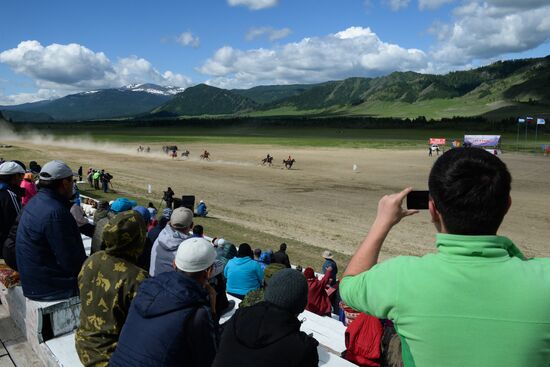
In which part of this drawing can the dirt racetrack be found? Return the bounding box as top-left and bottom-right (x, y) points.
(6, 141), (550, 260)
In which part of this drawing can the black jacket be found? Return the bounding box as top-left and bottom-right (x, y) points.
(2, 213), (20, 270)
(272, 250), (291, 268)
(0, 184), (22, 256)
(110, 271), (218, 367)
(213, 302), (319, 367)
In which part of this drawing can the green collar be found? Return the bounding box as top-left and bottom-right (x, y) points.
(436, 233), (526, 260)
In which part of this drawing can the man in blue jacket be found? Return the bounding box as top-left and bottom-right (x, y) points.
(16, 160), (87, 301)
(110, 237), (219, 367)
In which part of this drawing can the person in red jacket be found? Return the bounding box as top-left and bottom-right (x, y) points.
(20, 173), (37, 206)
(304, 266), (333, 316)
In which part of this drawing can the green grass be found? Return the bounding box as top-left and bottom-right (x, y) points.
(21, 126), (550, 152)
(77, 186), (349, 272)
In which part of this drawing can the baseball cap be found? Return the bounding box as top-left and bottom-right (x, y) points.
(110, 198), (137, 213)
(0, 161), (25, 175)
(170, 207), (193, 230)
(322, 250), (334, 259)
(39, 160), (73, 181)
(175, 237), (217, 272)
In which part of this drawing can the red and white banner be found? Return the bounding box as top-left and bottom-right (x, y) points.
(429, 138), (446, 145)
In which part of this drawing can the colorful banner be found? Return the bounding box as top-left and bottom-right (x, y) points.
(537, 118), (546, 125)
(464, 135), (501, 147)
(429, 138), (446, 145)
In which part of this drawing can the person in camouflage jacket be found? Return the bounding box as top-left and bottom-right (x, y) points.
(75, 211), (148, 367)
(240, 263), (286, 308)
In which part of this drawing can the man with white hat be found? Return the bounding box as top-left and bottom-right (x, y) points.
(149, 206), (194, 276)
(110, 237), (219, 367)
(0, 161), (25, 259)
(16, 160), (86, 301)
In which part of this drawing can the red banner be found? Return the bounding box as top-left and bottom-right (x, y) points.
(429, 138), (446, 145)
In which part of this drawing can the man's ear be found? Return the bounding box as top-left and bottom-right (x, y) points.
(172, 260), (177, 270)
(429, 199), (444, 233)
(428, 199), (438, 221)
(505, 195), (512, 215)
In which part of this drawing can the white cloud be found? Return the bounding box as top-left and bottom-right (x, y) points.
(227, 0), (278, 10)
(0, 41), (192, 104)
(384, 0), (410, 11)
(418, 0), (454, 10)
(430, 1), (550, 66)
(199, 26), (427, 88)
(246, 27), (292, 41)
(0, 89), (62, 106)
(176, 32), (200, 48)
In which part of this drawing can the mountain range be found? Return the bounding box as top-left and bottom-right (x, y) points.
(0, 84), (184, 121)
(2, 56), (549, 122)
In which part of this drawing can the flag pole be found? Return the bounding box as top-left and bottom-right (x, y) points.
(516, 121), (520, 151)
(524, 119), (529, 149)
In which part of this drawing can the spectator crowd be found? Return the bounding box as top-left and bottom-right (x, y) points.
(1, 147), (550, 367)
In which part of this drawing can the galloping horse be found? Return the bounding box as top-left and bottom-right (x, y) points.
(283, 158), (295, 169)
(181, 150), (190, 158)
(261, 155), (274, 166)
(200, 150), (211, 160)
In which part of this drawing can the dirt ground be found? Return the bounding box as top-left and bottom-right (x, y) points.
(4, 141), (550, 260)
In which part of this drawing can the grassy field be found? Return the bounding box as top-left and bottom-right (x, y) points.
(77, 188), (351, 272)
(20, 126), (550, 153)
(2, 125), (549, 270)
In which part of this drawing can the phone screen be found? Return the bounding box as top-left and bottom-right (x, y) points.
(407, 190), (429, 210)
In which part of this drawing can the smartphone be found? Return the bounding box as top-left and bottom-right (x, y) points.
(407, 190), (429, 210)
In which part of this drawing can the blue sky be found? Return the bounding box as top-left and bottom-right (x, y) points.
(1, 0), (549, 104)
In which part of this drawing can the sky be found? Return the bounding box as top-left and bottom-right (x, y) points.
(0, 0), (549, 105)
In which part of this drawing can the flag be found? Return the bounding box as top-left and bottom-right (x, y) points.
(526, 117), (534, 122)
(537, 118), (546, 125)
(518, 118), (526, 124)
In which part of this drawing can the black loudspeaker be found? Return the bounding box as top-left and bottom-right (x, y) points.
(180, 195), (195, 212)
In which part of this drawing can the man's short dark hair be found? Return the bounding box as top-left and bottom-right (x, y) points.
(237, 243), (253, 258)
(428, 148), (511, 235)
(193, 224), (204, 236)
(280, 243), (287, 251)
(38, 178), (70, 190)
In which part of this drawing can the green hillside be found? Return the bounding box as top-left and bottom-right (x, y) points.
(231, 84), (318, 104)
(0, 109), (54, 123)
(154, 84), (257, 116)
(151, 56), (550, 120)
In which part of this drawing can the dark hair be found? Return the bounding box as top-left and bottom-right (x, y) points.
(158, 216), (169, 229)
(254, 248), (262, 258)
(148, 202), (155, 208)
(279, 243), (287, 251)
(38, 178), (68, 190)
(193, 224), (204, 236)
(237, 243), (253, 258)
(428, 148), (511, 235)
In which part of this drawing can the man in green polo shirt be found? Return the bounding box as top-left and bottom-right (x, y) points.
(340, 148), (550, 367)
